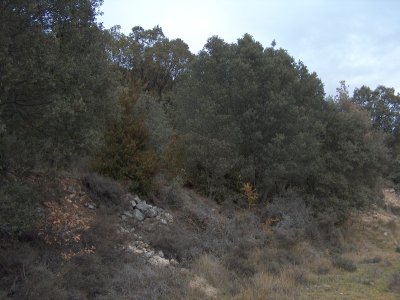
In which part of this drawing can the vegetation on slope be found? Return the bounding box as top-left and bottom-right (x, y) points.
(1, 1), (400, 299)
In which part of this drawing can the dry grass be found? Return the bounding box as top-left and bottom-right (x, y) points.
(2, 175), (400, 300)
(231, 270), (300, 300)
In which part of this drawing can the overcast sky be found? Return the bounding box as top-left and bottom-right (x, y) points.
(98, 0), (400, 96)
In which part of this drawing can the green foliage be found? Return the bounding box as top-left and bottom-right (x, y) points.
(173, 35), (388, 218)
(174, 35), (323, 197)
(0, 0), (118, 169)
(352, 84), (400, 189)
(106, 25), (192, 100)
(353, 85), (400, 136)
(92, 88), (159, 195)
(309, 100), (388, 218)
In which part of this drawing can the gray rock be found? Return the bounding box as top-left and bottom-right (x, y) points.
(133, 209), (145, 221)
(134, 195), (141, 202)
(121, 215), (127, 221)
(130, 200), (137, 208)
(123, 211), (133, 218)
(149, 255), (170, 267)
(144, 250), (155, 258)
(157, 250), (164, 258)
(85, 202), (97, 209)
(136, 201), (151, 212)
(164, 212), (173, 223)
(145, 207), (158, 218)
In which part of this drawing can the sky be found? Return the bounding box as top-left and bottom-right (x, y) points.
(98, 0), (400, 96)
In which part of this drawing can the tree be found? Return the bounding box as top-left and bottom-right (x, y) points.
(174, 34), (326, 200)
(106, 25), (192, 100)
(352, 85), (400, 188)
(0, 0), (118, 169)
(173, 35), (388, 219)
(92, 83), (158, 194)
(312, 99), (388, 218)
(353, 85), (400, 136)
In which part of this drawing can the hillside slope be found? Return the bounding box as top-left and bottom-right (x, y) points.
(1, 174), (399, 299)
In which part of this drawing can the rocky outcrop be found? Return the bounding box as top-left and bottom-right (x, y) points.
(120, 193), (173, 224)
(118, 193), (178, 268)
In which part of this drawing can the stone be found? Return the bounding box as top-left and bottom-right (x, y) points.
(85, 202), (96, 209)
(121, 215), (127, 221)
(144, 250), (155, 258)
(145, 207), (158, 218)
(157, 250), (164, 258)
(164, 212), (173, 223)
(130, 200), (137, 208)
(148, 255), (170, 267)
(134, 195), (141, 202)
(123, 211), (133, 218)
(136, 201), (151, 212)
(133, 209), (145, 221)
(127, 244), (144, 254)
(119, 227), (130, 234)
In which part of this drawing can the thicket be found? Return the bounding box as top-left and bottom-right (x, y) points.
(352, 84), (400, 189)
(173, 36), (389, 219)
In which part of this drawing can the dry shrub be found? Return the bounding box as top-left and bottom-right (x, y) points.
(267, 191), (314, 247)
(21, 264), (72, 300)
(192, 255), (232, 292)
(360, 256), (382, 264)
(224, 243), (257, 277)
(97, 256), (190, 300)
(243, 182), (258, 206)
(62, 253), (113, 298)
(389, 271), (400, 293)
(146, 207), (267, 265)
(331, 255), (357, 272)
(232, 269), (300, 300)
(83, 173), (123, 206)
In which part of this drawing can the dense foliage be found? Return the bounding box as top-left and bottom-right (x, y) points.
(0, 0), (118, 170)
(352, 84), (400, 188)
(0, 0), (396, 237)
(173, 36), (388, 218)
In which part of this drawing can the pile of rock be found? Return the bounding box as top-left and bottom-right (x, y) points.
(120, 194), (173, 224)
(125, 238), (178, 268)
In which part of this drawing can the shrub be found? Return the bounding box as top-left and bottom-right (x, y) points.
(224, 243), (256, 277)
(331, 255), (357, 272)
(0, 181), (42, 238)
(83, 173), (123, 206)
(92, 114), (159, 195)
(389, 271), (400, 293)
(243, 182), (259, 206)
(267, 191), (314, 246)
(361, 256), (382, 264)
